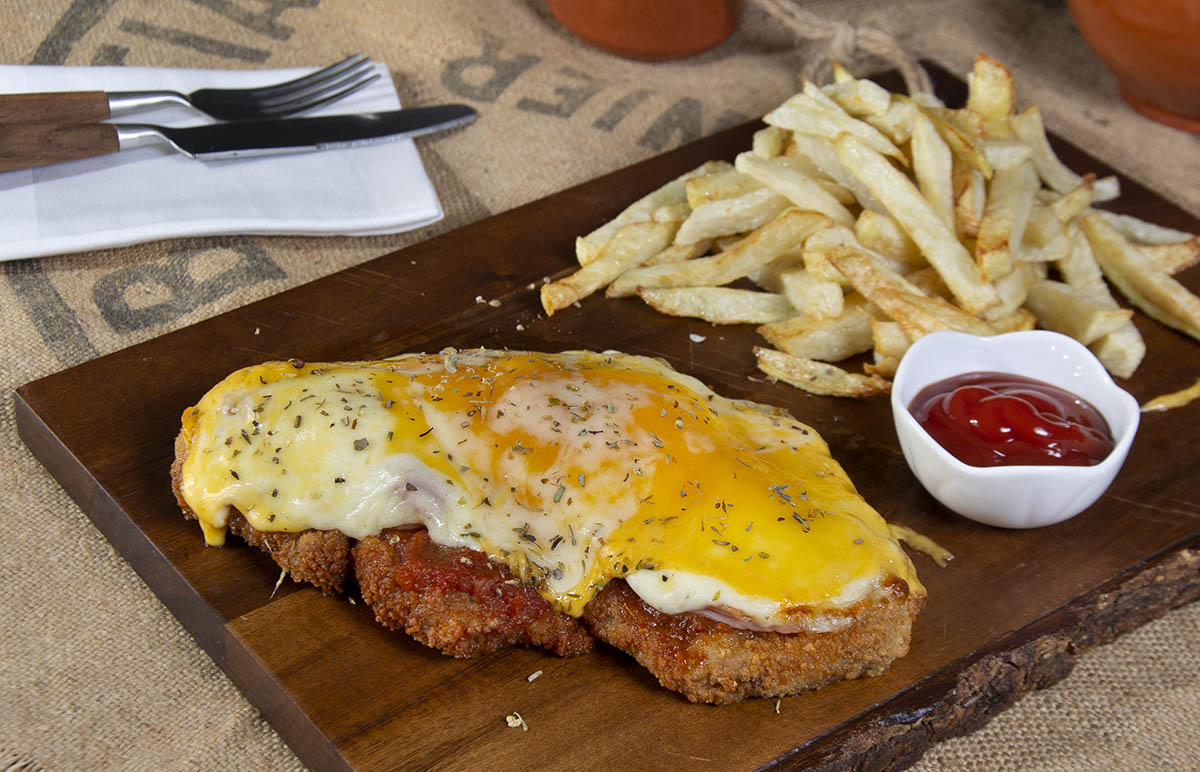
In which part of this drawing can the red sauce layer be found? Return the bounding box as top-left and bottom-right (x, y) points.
(392, 530), (550, 627)
(909, 371), (1114, 467)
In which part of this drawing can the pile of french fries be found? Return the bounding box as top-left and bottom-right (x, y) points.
(541, 54), (1200, 397)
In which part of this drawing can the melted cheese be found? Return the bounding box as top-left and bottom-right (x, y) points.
(179, 350), (923, 630)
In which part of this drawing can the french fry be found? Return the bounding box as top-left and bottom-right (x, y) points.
(871, 318), (912, 358)
(813, 177), (858, 205)
(735, 152), (856, 227)
(651, 202), (691, 223)
(926, 106), (985, 139)
(645, 239), (713, 266)
(766, 154), (857, 203)
(800, 80), (854, 115)
(855, 209), (924, 268)
(752, 126), (790, 159)
(1048, 177), (1095, 222)
(982, 139), (1033, 169)
(685, 169), (762, 209)
(1023, 204), (1063, 248)
(863, 353), (900, 378)
(786, 133), (886, 212)
(804, 225), (923, 287)
(757, 296), (874, 361)
(827, 241), (988, 340)
(836, 133), (1000, 313)
(637, 287), (795, 324)
(749, 252), (807, 291)
(903, 266), (951, 299)
(1142, 238), (1200, 275)
(562, 53), (1193, 393)
(712, 233), (745, 253)
(607, 209), (830, 297)
(779, 269), (845, 320)
(910, 112), (955, 230)
(953, 166), (986, 240)
(975, 160), (1039, 281)
(865, 96), (919, 145)
(576, 161), (726, 265)
(873, 289), (997, 340)
(1046, 227), (1144, 378)
(966, 53), (1015, 137)
(543, 220), (678, 315)
(675, 187), (790, 244)
(771, 150), (833, 181)
(985, 261), (1044, 317)
(1010, 107), (1119, 201)
(1089, 323), (1146, 379)
(766, 91), (906, 161)
(1056, 222), (1111, 301)
(917, 103), (993, 178)
(986, 307), (1038, 333)
(824, 243), (928, 298)
(1024, 279), (1134, 344)
(1095, 210), (1197, 245)
(909, 91), (946, 109)
(822, 77), (892, 117)
(1082, 213), (1200, 342)
(1017, 233), (1071, 264)
(754, 347), (891, 397)
(800, 252), (847, 287)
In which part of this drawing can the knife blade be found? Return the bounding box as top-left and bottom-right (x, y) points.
(0, 104), (477, 173)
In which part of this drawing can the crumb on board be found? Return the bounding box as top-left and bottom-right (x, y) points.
(505, 712), (528, 731)
(526, 670), (542, 682)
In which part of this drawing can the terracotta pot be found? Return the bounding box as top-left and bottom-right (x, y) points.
(546, 0), (743, 61)
(1067, 0), (1200, 133)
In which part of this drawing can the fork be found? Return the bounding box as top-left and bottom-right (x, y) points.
(0, 53), (382, 124)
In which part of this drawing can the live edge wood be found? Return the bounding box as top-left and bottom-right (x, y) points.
(14, 64), (1200, 772)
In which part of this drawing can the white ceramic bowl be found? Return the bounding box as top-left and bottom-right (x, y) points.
(890, 330), (1140, 529)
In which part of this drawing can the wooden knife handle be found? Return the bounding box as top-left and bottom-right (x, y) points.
(0, 123), (120, 173)
(0, 91), (112, 124)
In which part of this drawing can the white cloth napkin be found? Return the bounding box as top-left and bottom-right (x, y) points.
(0, 63), (445, 261)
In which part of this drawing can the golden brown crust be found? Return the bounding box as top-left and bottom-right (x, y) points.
(582, 579), (923, 704)
(226, 514), (350, 596)
(353, 529), (593, 658)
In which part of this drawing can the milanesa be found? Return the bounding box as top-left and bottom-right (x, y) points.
(172, 349), (925, 703)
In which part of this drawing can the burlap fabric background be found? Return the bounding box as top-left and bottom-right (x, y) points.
(1, 1), (1197, 770)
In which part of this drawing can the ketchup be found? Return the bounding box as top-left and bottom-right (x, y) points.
(909, 372), (1114, 467)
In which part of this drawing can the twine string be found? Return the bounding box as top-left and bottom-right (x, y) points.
(755, 0), (932, 94)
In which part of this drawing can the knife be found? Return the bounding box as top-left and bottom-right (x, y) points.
(0, 104), (477, 173)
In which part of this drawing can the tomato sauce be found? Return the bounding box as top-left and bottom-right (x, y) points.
(391, 529), (551, 626)
(909, 372), (1114, 467)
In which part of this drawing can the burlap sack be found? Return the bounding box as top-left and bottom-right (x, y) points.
(1, 1), (1196, 770)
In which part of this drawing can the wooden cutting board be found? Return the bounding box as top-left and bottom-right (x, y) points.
(15, 65), (1200, 772)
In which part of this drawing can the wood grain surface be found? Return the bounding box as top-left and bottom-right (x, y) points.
(14, 65), (1200, 772)
(0, 90), (112, 124)
(0, 121), (119, 172)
